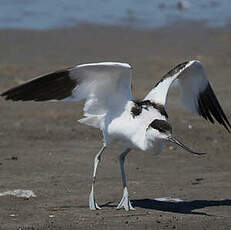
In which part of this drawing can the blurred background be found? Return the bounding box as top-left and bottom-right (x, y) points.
(0, 0), (230, 97)
(0, 0), (231, 29)
(0, 1), (231, 229)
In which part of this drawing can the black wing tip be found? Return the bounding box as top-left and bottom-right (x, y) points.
(1, 88), (30, 101)
(223, 117), (231, 133)
(1, 89), (8, 97)
(0, 69), (77, 102)
(1, 91), (14, 101)
(198, 83), (231, 133)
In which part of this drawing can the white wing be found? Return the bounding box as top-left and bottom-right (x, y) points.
(1, 62), (133, 117)
(145, 60), (231, 131)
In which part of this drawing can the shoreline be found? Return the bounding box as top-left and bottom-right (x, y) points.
(0, 19), (231, 32)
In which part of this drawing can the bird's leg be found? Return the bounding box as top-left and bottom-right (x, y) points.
(89, 144), (106, 210)
(116, 148), (135, 211)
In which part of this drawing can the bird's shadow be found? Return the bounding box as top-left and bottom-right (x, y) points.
(122, 199), (231, 216)
(48, 199), (231, 216)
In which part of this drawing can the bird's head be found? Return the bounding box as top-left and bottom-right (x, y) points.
(146, 119), (205, 155)
(146, 119), (172, 141)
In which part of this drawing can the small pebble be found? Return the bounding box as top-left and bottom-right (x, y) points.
(213, 139), (218, 144)
(158, 3), (166, 9)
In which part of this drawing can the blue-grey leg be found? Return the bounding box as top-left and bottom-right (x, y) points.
(89, 144), (106, 210)
(116, 148), (135, 211)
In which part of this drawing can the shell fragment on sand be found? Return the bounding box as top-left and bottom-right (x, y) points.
(0, 189), (36, 198)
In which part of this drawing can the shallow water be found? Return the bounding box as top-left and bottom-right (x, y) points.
(0, 0), (231, 30)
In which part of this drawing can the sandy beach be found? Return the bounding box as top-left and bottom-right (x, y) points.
(0, 22), (231, 229)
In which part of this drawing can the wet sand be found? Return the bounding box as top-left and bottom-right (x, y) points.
(0, 22), (231, 229)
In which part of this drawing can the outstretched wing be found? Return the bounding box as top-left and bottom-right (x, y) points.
(1, 62), (133, 116)
(145, 60), (231, 132)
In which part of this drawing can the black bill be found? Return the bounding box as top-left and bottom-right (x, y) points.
(168, 137), (206, 155)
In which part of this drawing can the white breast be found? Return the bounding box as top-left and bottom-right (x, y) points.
(105, 101), (165, 151)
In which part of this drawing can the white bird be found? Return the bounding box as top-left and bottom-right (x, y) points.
(1, 60), (230, 211)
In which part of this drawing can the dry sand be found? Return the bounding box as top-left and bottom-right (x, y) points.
(0, 22), (231, 229)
